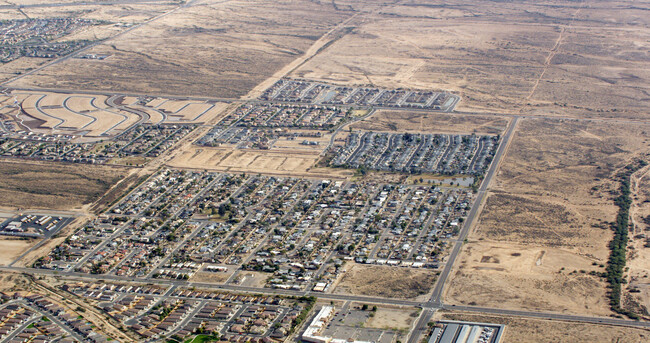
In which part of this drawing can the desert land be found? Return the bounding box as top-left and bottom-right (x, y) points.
(0, 0), (647, 342)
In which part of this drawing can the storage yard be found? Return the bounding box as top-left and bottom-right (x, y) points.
(0, 214), (73, 239)
(426, 320), (504, 343)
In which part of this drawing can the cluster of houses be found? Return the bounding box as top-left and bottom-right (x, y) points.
(1, 18), (96, 63)
(260, 79), (460, 111)
(0, 292), (111, 343)
(36, 168), (473, 305)
(0, 124), (194, 165)
(60, 282), (310, 342)
(332, 132), (497, 175)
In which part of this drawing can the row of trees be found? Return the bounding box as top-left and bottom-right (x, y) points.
(605, 161), (646, 319)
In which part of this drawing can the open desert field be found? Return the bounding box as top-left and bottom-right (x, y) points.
(8, 0), (353, 98)
(0, 159), (129, 210)
(289, 0), (649, 120)
(333, 263), (437, 300)
(446, 241), (611, 316)
(437, 311), (650, 343)
(348, 110), (509, 135)
(446, 118), (650, 316)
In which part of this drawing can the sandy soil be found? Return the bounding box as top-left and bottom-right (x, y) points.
(446, 241), (611, 316)
(437, 311), (650, 343)
(167, 147), (326, 177)
(190, 270), (233, 284)
(235, 271), (268, 288)
(0, 238), (36, 266)
(289, 1), (649, 120)
(627, 162), (650, 315)
(334, 263), (437, 300)
(365, 306), (417, 330)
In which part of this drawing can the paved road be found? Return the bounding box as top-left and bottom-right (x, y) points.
(7, 265), (650, 331)
(443, 304), (650, 329)
(407, 308), (435, 343)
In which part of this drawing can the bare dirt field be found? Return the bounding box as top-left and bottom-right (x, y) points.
(446, 118), (650, 316)
(0, 159), (129, 210)
(333, 263), (437, 300)
(289, 0), (649, 120)
(437, 311), (650, 343)
(9, 0), (352, 98)
(191, 270), (233, 284)
(348, 110), (509, 135)
(365, 306), (418, 331)
(0, 238), (35, 266)
(446, 241), (611, 316)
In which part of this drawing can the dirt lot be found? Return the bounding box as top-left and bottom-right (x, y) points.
(348, 110), (509, 135)
(168, 147), (352, 179)
(365, 306), (418, 331)
(0, 159), (129, 210)
(0, 238), (35, 266)
(9, 0), (352, 98)
(446, 118), (650, 316)
(334, 264), (437, 300)
(437, 311), (650, 343)
(446, 241), (611, 316)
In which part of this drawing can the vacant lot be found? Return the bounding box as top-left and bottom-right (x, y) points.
(446, 118), (650, 316)
(168, 147), (352, 179)
(349, 110), (509, 135)
(10, 0), (351, 98)
(365, 306), (417, 330)
(0, 238), (34, 266)
(437, 311), (650, 343)
(0, 160), (128, 210)
(446, 241), (611, 315)
(334, 264), (437, 300)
